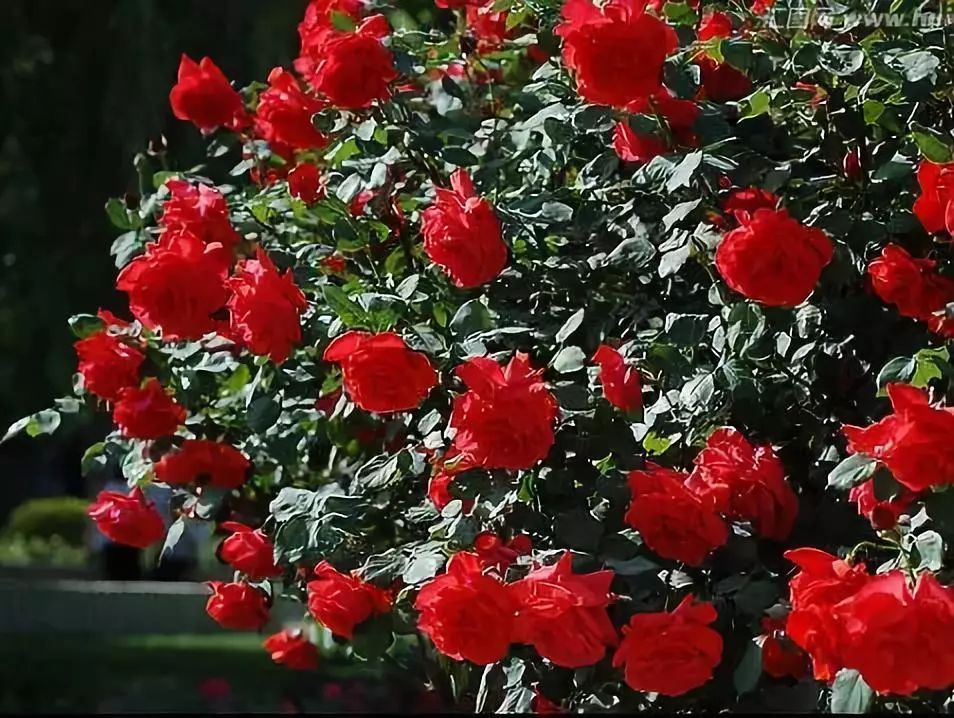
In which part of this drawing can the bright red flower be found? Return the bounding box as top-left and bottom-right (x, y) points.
(294, 0), (368, 81)
(421, 170), (507, 288)
(759, 617), (809, 680)
(715, 208), (833, 307)
(116, 231), (229, 340)
(263, 629), (319, 671)
(868, 244), (954, 337)
(698, 11), (733, 41)
(510, 553), (617, 668)
(75, 322), (144, 401)
(612, 596), (723, 696)
(913, 159), (954, 235)
(848, 480), (915, 530)
(415, 551), (517, 665)
(308, 16), (397, 109)
(323, 331), (438, 413)
(155, 439), (250, 490)
(467, 3), (510, 53)
(591, 344), (642, 412)
(254, 68), (328, 153)
(168, 55), (248, 133)
(159, 180), (240, 250)
(449, 353), (558, 470)
(697, 55), (752, 102)
(843, 383), (954, 492)
(556, 0), (678, 110)
(206, 581), (269, 630)
(722, 186), (779, 224)
(112, 378), (187, 439)
(625, 463), (728, 566)
(227, 249), (308, 364)
(686, 427), (798, 541)
(783, 548), (870, 681)
(629, 90), (699, 147)
(87, 487), (166, 549)
(843, 148), (862, 181)
(321, 254), (347, 274)
(288, 163), (322, 204)
(218, 522), (282, 580)
(473, 531), (532, 572)
(307, 561), (392, 638)
(612, 121), (667, 164)
(427, 453), (476, 512)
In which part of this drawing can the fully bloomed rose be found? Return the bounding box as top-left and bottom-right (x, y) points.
(686, 427), (798, 541)
(307, 561), (392, 638)
(625, 463), (728, 566)
(715, 208), (833, 307)
(159, 180), (240, 250)
(155, 439), (250, 489)
(263, 629), (319, 671)
(288, 163), (322, 204)
(415, 552), (517, 665)
(323, 331), (438, 413)
(308, 15), (397, 109)
(912, 159), (954, 235)
(697, 56), (752, 102)
(168, 55), (248, 132)
(421, 170), (507, 288)
(868, 244), (954, 337)
(510, 552), (617, 668)
(449, 353), (558, 470)
(75, 321), (144, 401)
(112, 378), (187, 439)
(116, 231), (229, 340)
(206, 581), (270, 630)
(591, 344), (642, 412)
(843, 383), (954, 492)
(294, 0), (366, 81)
(218, 522), (282, 580)
(254, 68), (328, 154)
(556, 0), (678, 110)
(697, 10), (733, 40)
(467, 2), (510, 53)
(612, 596), (723, 696)
(87, 487), (167, 549)
(227, 249), (308, 364)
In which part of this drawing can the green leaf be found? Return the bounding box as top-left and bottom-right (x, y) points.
(247, 396), (281, 432)
(733, 640), (762, 696)
(665, 151), (702, 191)
(323, 286), (370, 328)
(3, 409), (61, 444)
(876, 356), (916, 395)
(450, 299), (493, 337)
(551, 346), (586, 374)
(911, 123), (954, 163)
(104, 198), (141, 230)
(827, 454), (878, 491)
(603, 233), (656, 268)
(830, 668), (873, 714)
(913, 530), (945, 571)
(555, 308), (585, 344)
(68, 313), (105, 339)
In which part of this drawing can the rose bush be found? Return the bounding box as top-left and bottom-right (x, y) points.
(11, 0), (954, 712)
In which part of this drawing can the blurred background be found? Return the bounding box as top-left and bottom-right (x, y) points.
(0, 1), (436, 711)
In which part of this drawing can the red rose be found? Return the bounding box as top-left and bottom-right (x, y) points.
(759, 617), (809, 680)
(842, 148), (862, 181)
(87, 487), (166, 549)
(436, 0), (482, 7)
(449, 353), (558, 470)
(323, 331), (438, 413)
(75, 323), (144, 401)
(155, 439), (250, 490)
(696, 56), (752, 102)
(219, 522), (282, 580)
(159, 180), (239, 250)
(116, 231), (229, 340)
(685, 427), (798, 541)
(473, 531), (532, 572)
(848, 480), (915, 530)
(612, 596), (723, 696)
(206, 581), (270, 630)
(294, 0), (367, 81)
(592, 344), (642, 412)
(843, 383), (954, 492)
(415, 551), (517, 665)
(532, 690), (565, 714)
(227, 249), (308, 364)
(912, 159), (954, 235)
(307, 561), (392, 638)
(838, 571), (954, 695)
(721, 186), (779, 224)
(421, 170), (507, 288)
(556, 0), (678, 109)
(510, 553), (617, 668)
(427, 453), (476, 512)
(254, 68), (328, 152)
(698, 11), (733, 40)
(783, 548), (869, 681)
(467, 3), (510, 53)
(288, 163), (322, 204)
(628, 91), (699, 147)
(868, 244), (954, 337)
(263, 629), (319, 671)
(112, 378), (187, 439)
(321, 254), (347, 274)
(612, 121), (667, 164)
(625, 463), (728, 566)
(308, 16), (398, 109)
(715, 208), (833, 307)
(168, 54), (248, 133)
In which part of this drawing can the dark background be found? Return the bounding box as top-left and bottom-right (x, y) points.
(0, 0), (309, 520)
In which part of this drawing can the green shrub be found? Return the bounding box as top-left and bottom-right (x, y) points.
(5, 496), (89, 546)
